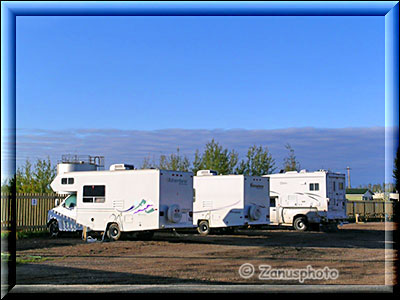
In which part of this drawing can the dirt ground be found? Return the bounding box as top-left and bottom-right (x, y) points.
(13, 222), (398, 286)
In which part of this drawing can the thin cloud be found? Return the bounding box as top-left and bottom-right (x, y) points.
(8, 126), (390, 186)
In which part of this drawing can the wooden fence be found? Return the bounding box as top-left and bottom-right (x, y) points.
(346, 200), (394, 221)
(0, 193), (397, 232)
(1, 193), (63, 231)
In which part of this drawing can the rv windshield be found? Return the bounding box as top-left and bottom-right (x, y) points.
(64, 194), (77, 209)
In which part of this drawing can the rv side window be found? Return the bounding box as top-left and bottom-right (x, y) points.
(83, 185), (105, 203)
(333, 182), (336, 191)
(61, 178), (74, 185)
(310, 183), (319, 191)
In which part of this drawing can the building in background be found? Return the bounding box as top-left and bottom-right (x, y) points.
(346, 188), (374, 201)
(372, 192), (400, 202)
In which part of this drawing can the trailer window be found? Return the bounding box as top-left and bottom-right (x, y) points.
(83, 185), (105, 203)
(310, 183), (319, 191)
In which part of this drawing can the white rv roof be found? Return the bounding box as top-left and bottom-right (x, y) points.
(264, 170), (344, 178)
(58, 168), (192, 176)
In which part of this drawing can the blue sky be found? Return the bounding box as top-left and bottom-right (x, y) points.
(14, 15), (387, 185)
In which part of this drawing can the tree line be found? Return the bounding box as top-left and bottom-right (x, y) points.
(1, 157), (56, 194)
(2, 141), (399, 194)
(1, 140), (300, 194)
(139, 139), (300, 176)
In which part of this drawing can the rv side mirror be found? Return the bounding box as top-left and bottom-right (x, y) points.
(55, 199), (60, 207)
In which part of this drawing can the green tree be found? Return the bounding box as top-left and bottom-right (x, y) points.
(192, 149), (203, 174)
(393, 145), (400, 192)
(283, 143), (300, 172)
(158, 148), (191, 172)
(15, 159), (35, 193)
(235, 145), (276, 176)
(140, 156), (157, 169)
(191, 139), (238, 175)
(1, 176), (16, 194)
(372, 183), (383, 193)
(5, 157), (57, 194)
(32, 158), (57, 193)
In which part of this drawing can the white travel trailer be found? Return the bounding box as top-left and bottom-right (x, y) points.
(48, 156), (195, 240)
(193, 170), (270, 235)
(263, 170), (347, 231)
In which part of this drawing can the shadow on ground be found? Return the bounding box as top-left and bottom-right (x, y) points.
(15, 263), (228, 285)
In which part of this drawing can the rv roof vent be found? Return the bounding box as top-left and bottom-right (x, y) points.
(196, 170), (218, 176)
(110, 164), (134, 171)
(300, 169), (308, 173)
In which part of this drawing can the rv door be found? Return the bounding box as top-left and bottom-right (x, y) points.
(269, 196), (279, 224)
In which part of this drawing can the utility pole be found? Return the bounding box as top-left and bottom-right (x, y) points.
(346, 166), (351, 188)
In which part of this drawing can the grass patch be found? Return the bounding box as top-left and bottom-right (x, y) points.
(1, 231), (10, 239)
(16, 255), (50, 265)
(1, 230), (49, 240)
(16, 230), (49, 240)
(1, 252), (10, 262)
(2, 253), (51, 264)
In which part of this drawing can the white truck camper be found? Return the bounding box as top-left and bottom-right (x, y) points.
(47, 155), (195, 240)
(263, 170), (348, 231)
(193, 170), (270, 235)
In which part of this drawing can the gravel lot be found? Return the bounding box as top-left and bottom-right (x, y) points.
(13, 222), (397, 287)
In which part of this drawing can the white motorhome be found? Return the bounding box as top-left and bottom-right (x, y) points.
(193, 170), (270, 235)
(47, 155), (102, 236)
(263, 170), (347, 231)
(48, 156), (195, 240)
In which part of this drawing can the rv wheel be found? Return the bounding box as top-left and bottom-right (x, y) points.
(49, 220), (59, 237)
(293, 216), (308, 231)
(107, 223), (121, 241)
(197, 220), (210, 236)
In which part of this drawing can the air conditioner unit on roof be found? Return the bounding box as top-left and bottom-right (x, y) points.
(196, 170), (218, 176)
(110, 164), (134, 171)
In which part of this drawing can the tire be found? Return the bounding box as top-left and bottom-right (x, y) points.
(293, 216), (308, 231)
(48, 220), (60, 238)
(107, 223), (121, 241)
(197, 220), (210, 236)
(249, 206), (262, 221)
(167, 204), (182, 223)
